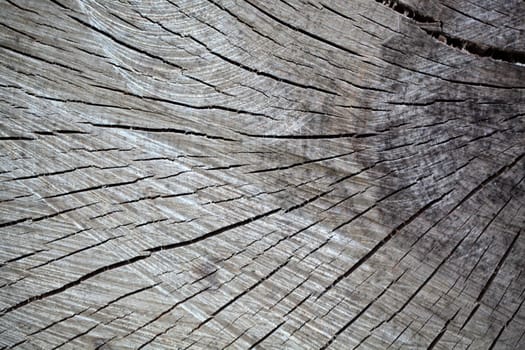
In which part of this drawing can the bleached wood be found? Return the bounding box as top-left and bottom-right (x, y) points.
(0, 0), (524, 349)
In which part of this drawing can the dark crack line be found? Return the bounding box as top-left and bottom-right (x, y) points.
(42, 175), (153, 199)
(84, 122), (236, 142)
(249, 152), (354, 174)
(146, 208), (281, 252)
(237, 131), (378, 139)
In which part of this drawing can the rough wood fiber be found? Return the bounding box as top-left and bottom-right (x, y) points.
(0, 0), (524, 349)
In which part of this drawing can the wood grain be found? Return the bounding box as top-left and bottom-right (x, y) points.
(0, 0), (524, 349)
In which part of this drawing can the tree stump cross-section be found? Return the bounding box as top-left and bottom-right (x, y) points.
(0, 0), (524, 349)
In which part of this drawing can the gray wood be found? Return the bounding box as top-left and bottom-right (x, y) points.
(0, 0), (524, 349)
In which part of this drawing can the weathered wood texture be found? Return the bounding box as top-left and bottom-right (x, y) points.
(1, 0), (524, 349)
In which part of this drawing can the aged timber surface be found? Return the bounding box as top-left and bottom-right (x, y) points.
(0, 0), (524, 349)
